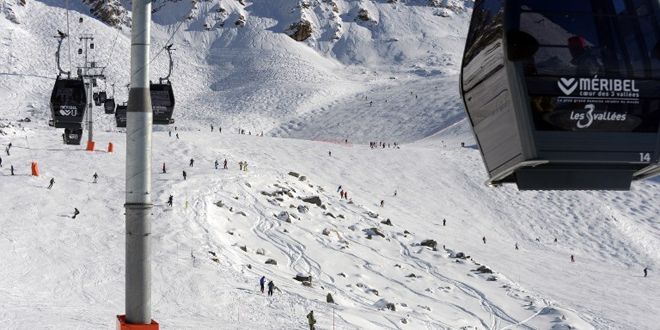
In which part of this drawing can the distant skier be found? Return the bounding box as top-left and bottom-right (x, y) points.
(47, 178), (55, 189)
(215, 160), (219, 170)
(393, 190), (397, 197)
(211, 124), (214, 132)
(176, 133), (180, 139)
(307, 310), (317, 330)
(554, 238), (558, 243)
(369, 101), (373, 106)
(267, 280), (275, 296)
(72, 208), (80, 219)
(5, 146), (9, 156)
(482, 236), (487, 244)
(162, 162), (167, 174)
(380, 200), (384, 207)
(169, 131), (172, 137)
(337, 185), (342, 192)
(442, 219), (446, 226)
(219, 127), (222, 133)
(92, 172), (98, 183)
(328, 151), (332, 157)
(182, 170), (187, 180)
(570, 255), (575, 262)
(10, 165), (14, 176)
(644, 267), (648, 277)
(259, 275), (266, 293)
(167, 195), (173, 207)
(189, 158), (194, 167)
(0, 156), (2, 167)
(515, 242), (519, 250)
(223, 159), (228, 169)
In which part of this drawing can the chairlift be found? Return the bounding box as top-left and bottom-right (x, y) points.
(63, 128), (83, 145)
(93, 92), (101, 106)
(115, 103), (127, 128)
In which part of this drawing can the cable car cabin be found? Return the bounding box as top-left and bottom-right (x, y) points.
(49, 77), (86, 129)
(150, 82), (175, 125)
(98, 91), (107, 103)
(93, 92), (101, 106)
(62, 128), (83, 145)
(115, 104), (127, 128)
(460, 0), (660, 190)
(104, 98), (116, 114)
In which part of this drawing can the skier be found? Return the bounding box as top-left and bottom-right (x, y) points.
(482, 236), (487, 244)
(328, 151), (332, 157)
(267, 280), (275, 296)
(369, 101), (373, 106)
(162, 162), (167, 174)
(380, 200), (384, 207)
(189, 158), (194, 167)
(168, 131), (172, 137)
(644, 267), (648, 277)
(259, 275), (266, 293)
(337, 185), (342, 192)
(570, 255), (575, 262)
(238, 161), (243, 171)
(393, 190), (397, 197)
(10, 165), (14, 176)
(223, 159), (228, 169)
(47, 178), (55, 189)
(442, 219), (446, 226)
(0, 155), (2, 167)
(5, 146), (9, 156)
(339, 190), (344, 198)
(214, 160), (219, 170)
(515, 242), (519, 250)
(307, 310), (317, 330)
(243, 161), (248, 172)
(554, 238), (558, 243)
(182, 170), (187, 180)
(344, 191), (348, 200)
(72, 208), (80, 219)
(211, 124), (214, 132)
(93, 172), (98, 183)
(176, 133), (180, 139)
(219, 127), (222, 133)
(167, 195), (173, 207)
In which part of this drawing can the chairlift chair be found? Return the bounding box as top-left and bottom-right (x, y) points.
(115, 103), (127, 128)
(104, 98), (116, 114)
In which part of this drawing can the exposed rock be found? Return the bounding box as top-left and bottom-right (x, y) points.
(337, 214), (345, 219)
(82, 0), (130, 27)
(326, 293), (335, 303)
(302, 281), (312, 287)
(347, 224), (357, 231)
(208, 251), (217, 257)
(265, 258), (277, 265)
(235, 14), (246, 27)
(324, 212), (335, 218)
(406, 273), (417, 278)
(294, 274), (312, 282)
(275, 211), (291, 223)
(288, 171), (300, 178)
(357, 8), (370, 21)
(450, 251), (469, 259)
(363, 227), (385, 238)
(235, 210), (247, 217)
(302, 196), (322, 207)
(256, 248), (266, 255)
(260, 191), (273, 197)
(374, 298), (395, 311)
(420, 239), (438, 250)
(487, 276), (497, 281)
(239, 245), (247, 252)
(297, 205), (309, 213)
(299, 175), (307, 181)
(366, 211), (379, 218)
(214, 200), (225, 207)
(404, 230), (411, 235)
(337, 272), (347, 278)
(475, 265), (493, 274)
(322, 228), (332, 236)
(380, 218), (393, 226)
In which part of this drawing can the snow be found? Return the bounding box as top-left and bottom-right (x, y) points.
(0, 0), (659, 329)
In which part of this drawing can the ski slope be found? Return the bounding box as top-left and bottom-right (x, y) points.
(0, 1), (659, 329)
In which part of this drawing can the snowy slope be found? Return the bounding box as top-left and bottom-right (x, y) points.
(1, 1), (660, 329)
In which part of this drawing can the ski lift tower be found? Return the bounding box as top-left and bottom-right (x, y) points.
(77, 33), (105, 151)
(117, 0), (159, 329)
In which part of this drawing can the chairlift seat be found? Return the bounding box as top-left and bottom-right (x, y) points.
(104, 98), (116, 114)
(115, 104), (127, 128)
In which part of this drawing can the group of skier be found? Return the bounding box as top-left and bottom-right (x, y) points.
(369, 141), (398, 149)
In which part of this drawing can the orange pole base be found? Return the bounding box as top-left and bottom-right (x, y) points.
(31, 162), (39, 177)
(86, 141), (95, 151)
(108, 142), (114, 153)
(117, 315), (159, 330)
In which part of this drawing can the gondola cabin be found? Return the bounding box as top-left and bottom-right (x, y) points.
(460, 0), (660, 190)
(62, 128), (83, 145)
(150, 81), (175, 125)
(115, 103), (127, 128)
(104, 98), (116, 114)
(49, 77), (86, 129)
(98, 91), (107, 103)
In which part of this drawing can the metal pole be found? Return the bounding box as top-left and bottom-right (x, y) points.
(83, 37), (93, 144)
(125, 0), (153, 325)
